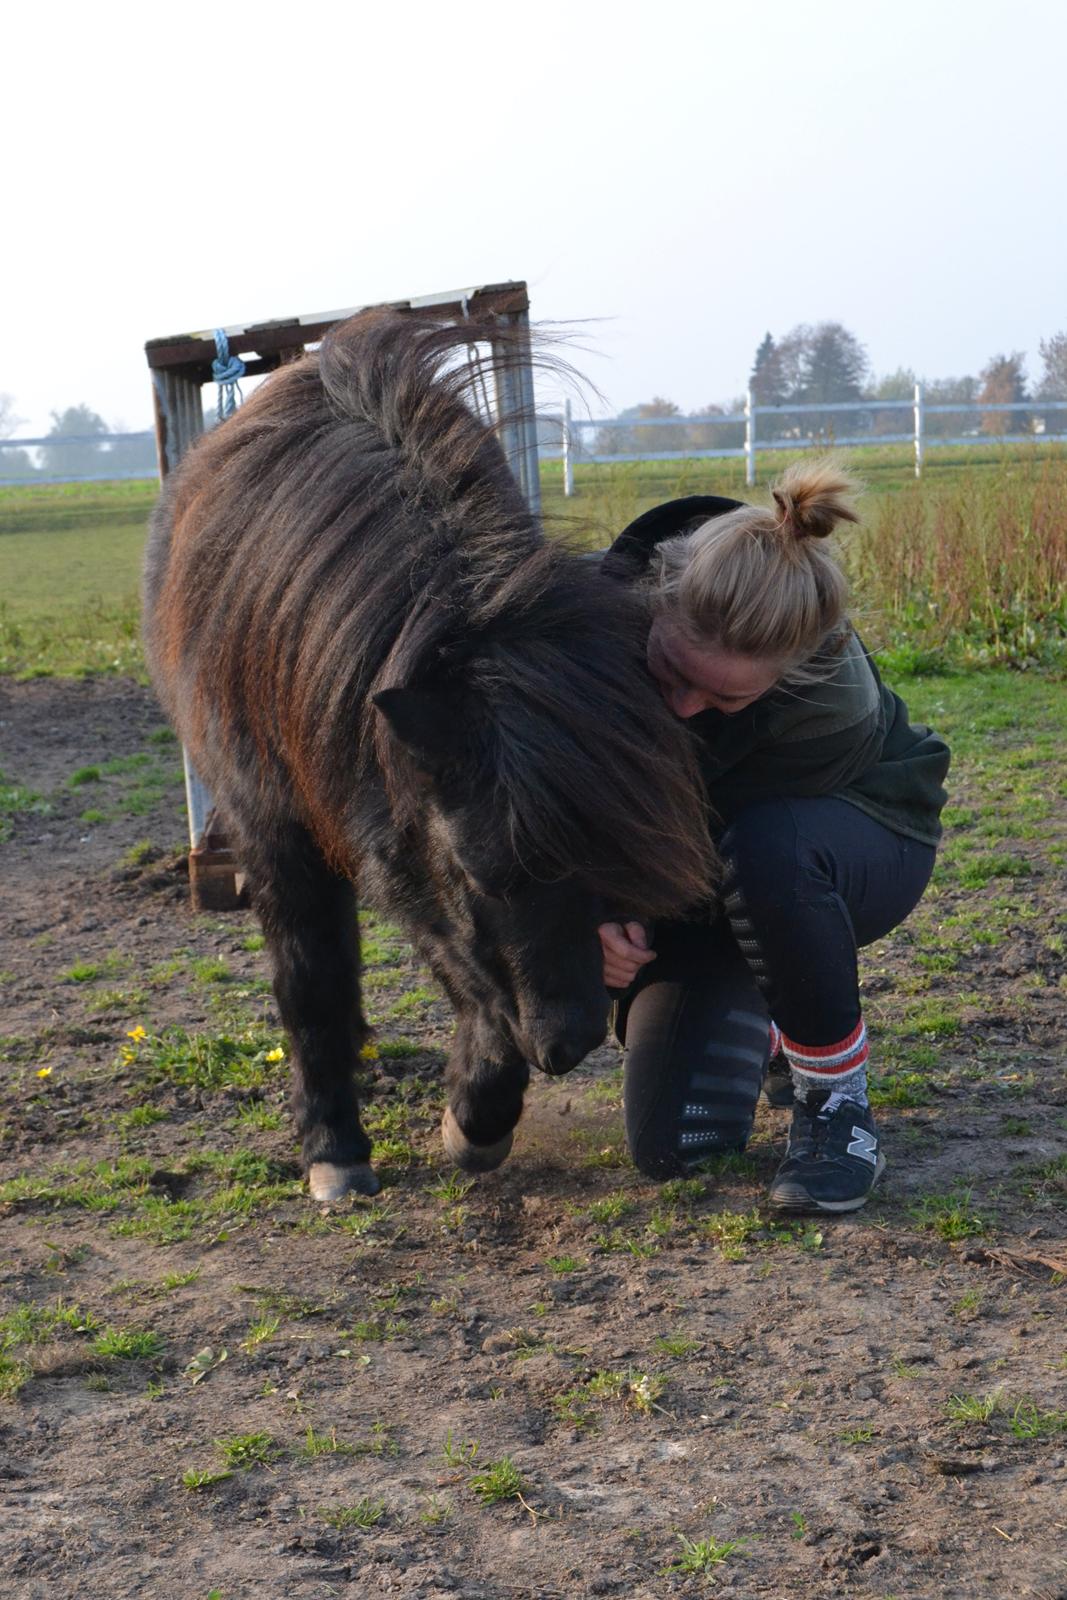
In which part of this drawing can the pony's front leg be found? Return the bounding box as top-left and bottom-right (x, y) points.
(242, 824), (378, 1202)
(442, 1009), (530, 1173)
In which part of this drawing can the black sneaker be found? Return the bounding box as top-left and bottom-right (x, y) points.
(763, 1050), (794, 1108)
(768, 1096), (885, 1213)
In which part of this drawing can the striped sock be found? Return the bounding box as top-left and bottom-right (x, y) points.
(782, 1019), (870, 1111)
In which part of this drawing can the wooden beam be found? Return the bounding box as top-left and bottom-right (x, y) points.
(144, 282), (529, 372)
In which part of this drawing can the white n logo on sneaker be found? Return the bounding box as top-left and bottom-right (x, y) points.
(847, 1126), (879, 1166)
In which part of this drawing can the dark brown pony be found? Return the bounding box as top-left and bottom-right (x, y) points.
(144, 310), (712, 1199)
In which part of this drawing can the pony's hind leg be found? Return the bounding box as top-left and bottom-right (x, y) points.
(442, 1010), (529, 1173)
(241, 823), (379, 1201)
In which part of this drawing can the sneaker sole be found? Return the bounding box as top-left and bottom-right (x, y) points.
(769, 1154), (886, 1213)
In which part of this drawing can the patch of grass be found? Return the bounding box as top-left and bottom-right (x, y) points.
(190, 956), (235, 986)
(554, 1369), (667, 1428)
(946, 1391), (1001, 1423)
(91, 1326), (162, 1360)
(545, 1255), (584, 1275)
(215, 1432), (280, 1470)
(664, 1534), (746, 1576)
(702, 1208), (765, 1261)
(420, 1494), (452, 1526)
(159, 1266), (201, 1292)
(653, 1333), (701, 1358)
(586, 1192), (636, 1224)
(0, 1355), (33, 1400)
(319, 1498), (385, 1529)
(121, 838), (158, 867)
(68, 765), (101, 787)
(441, 1431), (479, 1467)
(428, 1173), (475, 1204)
(468, 1457), (527, 1506)
(1008, 1400), (1067, 1439)
(240, 933), (266, 953)
(64, 961), (102, 983)
(0, 1299), (99, 1349)
(300, 1426), (356, 1458)
(0, 768), (50, 840)
(133, 1026), (285, 1092)
(910, 1188), (988, 1241)
(181, 1468), (234, 1490)
(233, 1101), (283, 1132)
(241, 1316), (280, 1354)
(869, 1070), (933, 1109)
(116, 1104), (169, 1132)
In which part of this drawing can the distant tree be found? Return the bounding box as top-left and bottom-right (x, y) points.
(686, 400), (745, 454)
(749, 333), (787, 407)
(749, 322), (868, 439)
(0, 392), (35, 480)
(1037, 332), (1067, 397)
(0, 392), (23, 438)
(866, 367), (917, 436)
(802, 322), (869, 405)
(923, 374), (979, 438)
(977, 353), (1028, 436)
(1036, 332), (1067, 437)
(40, 404), (110, 479)
(595, 396), (682, 457)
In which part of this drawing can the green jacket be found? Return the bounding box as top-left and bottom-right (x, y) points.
(605, 495), (951, 846)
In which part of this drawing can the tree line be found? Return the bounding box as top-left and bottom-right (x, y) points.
(0, 399), (157, 481)
(594, 324), (1067, 455)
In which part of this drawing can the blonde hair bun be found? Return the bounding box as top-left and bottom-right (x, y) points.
(771, 460), (860, 542)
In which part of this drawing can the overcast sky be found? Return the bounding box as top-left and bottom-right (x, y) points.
(5, 0), (1065, 437)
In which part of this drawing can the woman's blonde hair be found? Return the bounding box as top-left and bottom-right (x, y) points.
(650, 459), (860, 677)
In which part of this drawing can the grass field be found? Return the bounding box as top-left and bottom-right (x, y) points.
(2, 441), (1066, 680)
(1, 443), (1065, 1595)
(0, 660), (1064, 1597)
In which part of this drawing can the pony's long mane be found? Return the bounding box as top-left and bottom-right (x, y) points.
(145, 310), (713, 917)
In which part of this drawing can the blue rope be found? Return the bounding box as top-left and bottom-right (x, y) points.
(212, 329), (245, 423)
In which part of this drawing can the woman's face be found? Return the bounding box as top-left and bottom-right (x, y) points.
(647, 617), (784, 718)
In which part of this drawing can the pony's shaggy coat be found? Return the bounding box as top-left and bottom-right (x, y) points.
(144, 310), (714, 1192)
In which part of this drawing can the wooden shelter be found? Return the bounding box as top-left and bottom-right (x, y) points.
(143, 281), (541, 908)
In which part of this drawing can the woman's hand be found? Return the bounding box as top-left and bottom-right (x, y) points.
(598, 921), (657, 990)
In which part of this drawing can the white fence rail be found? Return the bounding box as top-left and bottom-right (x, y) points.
(552, 389), (1067, 492)
(0, 429), (157, 487)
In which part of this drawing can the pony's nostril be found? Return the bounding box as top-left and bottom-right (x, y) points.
(539, 1041), (582, 1077)
(537, 1019), (606, 1077)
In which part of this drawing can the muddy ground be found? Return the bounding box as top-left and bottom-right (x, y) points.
(0, 675), (1065, 1600)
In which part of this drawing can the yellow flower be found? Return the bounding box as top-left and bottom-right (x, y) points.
(265, 1047), (285, 1063)
(359, 1042), (380, 1061)
(126, 1026), (147, 1043)
(36, 1066), (53, 1079)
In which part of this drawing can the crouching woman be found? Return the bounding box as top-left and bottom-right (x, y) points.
(601, 462), (950, 1213)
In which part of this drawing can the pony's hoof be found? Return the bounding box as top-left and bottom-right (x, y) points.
(308, 1161), (381, 1202)
(441, 1107), (513, 1173)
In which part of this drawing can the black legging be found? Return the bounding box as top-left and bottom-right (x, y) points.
(615, 797), (936, 1177)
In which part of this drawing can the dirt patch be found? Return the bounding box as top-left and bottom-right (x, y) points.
(1, 677), (1065, 1600)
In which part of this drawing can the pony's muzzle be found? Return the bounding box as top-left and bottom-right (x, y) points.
(530, 1013), (608, 1077)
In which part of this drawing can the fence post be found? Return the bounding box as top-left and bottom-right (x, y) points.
(744, 388), (756, 487)
(914, 381), (924, 479)
(562, 397), (574, 498)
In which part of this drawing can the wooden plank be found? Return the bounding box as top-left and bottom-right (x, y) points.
(144, 282), (529, 371)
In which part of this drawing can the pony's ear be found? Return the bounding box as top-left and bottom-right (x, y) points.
(373, 687), (462, 774)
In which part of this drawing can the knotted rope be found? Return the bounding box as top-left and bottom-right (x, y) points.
(212, 328), (245, 423)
